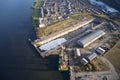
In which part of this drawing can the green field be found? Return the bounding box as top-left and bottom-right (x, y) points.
(32, 0), (43, 28)
(112, 19), (120, 28)
(91, 58), (109, 71)
(33, 0), (43, 9)
(36, 12), (92, 37)
(105, 41), (120, 73)
(70, 12), (91, 20)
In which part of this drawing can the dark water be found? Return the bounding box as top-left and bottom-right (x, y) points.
(0, 0), (69, 80)
(101, 0), (120, 11)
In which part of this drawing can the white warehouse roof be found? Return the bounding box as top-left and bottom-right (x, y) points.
(77, 30), (105, 48)
(39, 38), (67, 51)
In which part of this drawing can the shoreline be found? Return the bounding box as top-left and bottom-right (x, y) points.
(32, 0), (43, 28)
(31, 0), (69, 72)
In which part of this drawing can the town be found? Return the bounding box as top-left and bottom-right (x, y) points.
(37, 0), (102, 27)
(31, 0), (120, 80)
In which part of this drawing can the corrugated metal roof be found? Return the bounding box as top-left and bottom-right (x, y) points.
(87, 53), (97, 61)
(96, 47), (105, 55)
(77, 29), (105, 47)
(39, 38), (67, 51)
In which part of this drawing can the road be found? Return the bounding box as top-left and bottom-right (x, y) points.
(98, 56), (119, 80)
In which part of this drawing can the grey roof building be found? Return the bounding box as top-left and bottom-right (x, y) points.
(77, 30), (105, 48)
(96, 47), (105, 55)
(87, 53), (97, 61)
(74, 48), (81, 57)
(80, 58), (88, 65)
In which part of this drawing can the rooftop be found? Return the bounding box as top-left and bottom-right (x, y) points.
(77, 29), (105, 47)
(96, 47), (105, 55)
(87, 53), (97, 61)
(39, 38), (67, 51)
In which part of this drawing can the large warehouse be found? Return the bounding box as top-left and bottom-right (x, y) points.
(77, 29), (105, 48)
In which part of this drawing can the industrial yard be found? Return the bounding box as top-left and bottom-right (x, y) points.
(31, 0), (120, 80)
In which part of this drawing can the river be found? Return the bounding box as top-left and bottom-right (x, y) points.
(101, 0), (120, 11)
(0, 0), (69, 80)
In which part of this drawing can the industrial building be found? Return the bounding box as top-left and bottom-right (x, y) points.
(86, 53), (97, 61)
(74, 48), (81, 57)
(77, 29), (105, 48)
(96, 47), (105, 55)
(80, 58), (88, 65)
(39, 38), (67, 51)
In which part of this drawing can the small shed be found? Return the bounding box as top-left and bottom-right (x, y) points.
(74, 48), (81, 57)
(80, 58), (88, 65)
